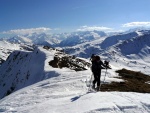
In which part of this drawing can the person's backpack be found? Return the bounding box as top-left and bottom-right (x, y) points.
(91, 61), (101, 72)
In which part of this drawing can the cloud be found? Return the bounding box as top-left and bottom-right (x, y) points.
(2, 27), (51, 35)
(122, 22), (150, 27)
(77, 26), (113, 32)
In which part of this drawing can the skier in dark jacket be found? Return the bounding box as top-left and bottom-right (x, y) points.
(91, 55), (106, 91)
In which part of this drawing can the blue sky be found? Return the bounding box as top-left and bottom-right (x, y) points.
(1, 0), (150, 36)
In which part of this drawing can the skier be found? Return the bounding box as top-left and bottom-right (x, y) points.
(91, 55), (106, 91)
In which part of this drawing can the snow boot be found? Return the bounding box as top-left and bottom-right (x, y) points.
(96, 86), (100, 91)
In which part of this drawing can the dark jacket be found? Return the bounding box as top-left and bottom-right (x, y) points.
(92, 60), (106, 73)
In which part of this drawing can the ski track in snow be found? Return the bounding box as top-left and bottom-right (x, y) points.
(0, 47), (150, 113)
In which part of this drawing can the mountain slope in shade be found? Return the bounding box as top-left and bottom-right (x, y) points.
(100, 31), (139, 49)
(0, 47), (59, 99)
(116, 34), (150, 57)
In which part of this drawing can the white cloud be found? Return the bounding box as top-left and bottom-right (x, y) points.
(3, 27), (51, 35)
(77, 26), (113, 32)
(122, 22), (150, 27)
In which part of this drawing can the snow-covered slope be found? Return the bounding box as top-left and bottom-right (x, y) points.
(0, 47), (57, 99)
(0, 41), (23, 66)
(100, 31), (139, 49)
(0, 41), (21, 60)
(100, 31), (150, 73)
(63, 30), (142, 57)
(0, 47), (150, 113)
(63, 37), (105, 58)
(63, 30), (150, 74)
(0, 29), (150, 112)
(116, 34), (150, 57)
(0, 40), (34, 66)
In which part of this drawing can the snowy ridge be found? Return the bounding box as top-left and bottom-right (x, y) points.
(0, 47), (57, 99)
(0, 40), (34, 66)
(101, 33), (150, 74)
(0, 41), (22, 66)
(116, 34), (150, 57)
(0, 47), (150, 113)
(100, 31), (138, 49)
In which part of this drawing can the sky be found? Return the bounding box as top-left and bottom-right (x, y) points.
(1, 0), (150, 37)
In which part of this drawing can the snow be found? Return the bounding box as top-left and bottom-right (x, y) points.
(0, 40), (34, 61)
(0, 41), (20, 60)
(63, 30), (150, 75)
(7, 35), (32, 44)
(0, 29), (150, 112)
(0, 47), (150, 113)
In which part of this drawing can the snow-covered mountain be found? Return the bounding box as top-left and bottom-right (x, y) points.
(1, 29), (150, 73)
(27, 33), (60, 46)
(58, 31), (106, 47)
(5, 33), (60, 46)
(115, 33), (150, 58)
(0, 29), (150, 112)
(0, 46), (150, 113)
(63, 31), (140, 57)
(7, 35), (32, 44)
(0, 47), (46, 99)
(4, 31), (106, 47)
(0, 46), (91, 99)
(100, 31), (139, 49)
(63, 30), (150, 74)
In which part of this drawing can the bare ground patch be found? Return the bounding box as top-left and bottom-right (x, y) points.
(100, 68), (150, 93)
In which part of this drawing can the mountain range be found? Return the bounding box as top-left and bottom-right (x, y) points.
(0, 29), (150, 112)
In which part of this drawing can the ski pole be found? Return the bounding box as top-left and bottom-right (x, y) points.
(103, 68), (107, 83)
(88, 74), (93, 91)
(100, 68), (107, 90)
